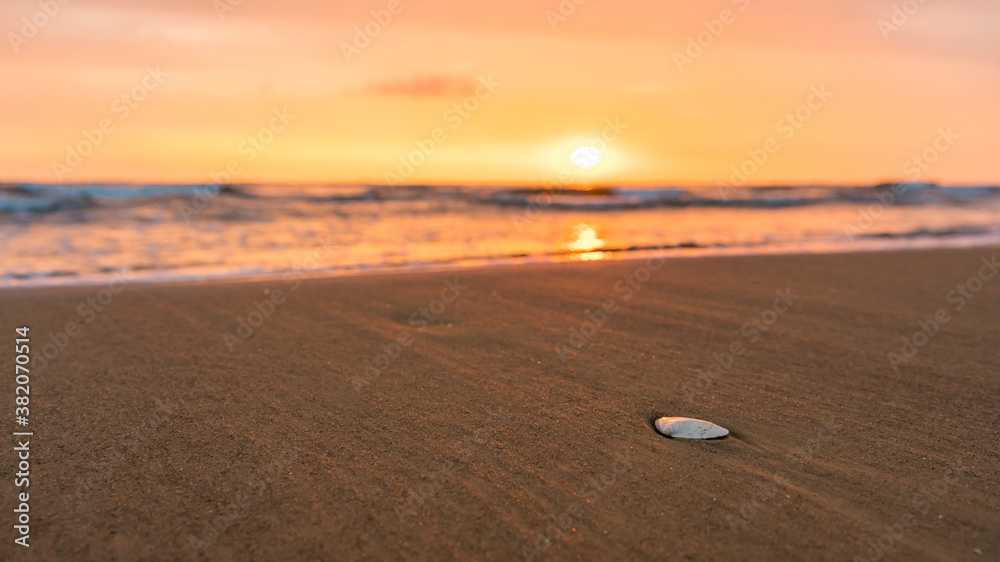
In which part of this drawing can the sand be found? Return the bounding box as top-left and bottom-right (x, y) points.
(2, 247), (999, 561)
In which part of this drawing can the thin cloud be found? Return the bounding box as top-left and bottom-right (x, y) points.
(362, 74), (476, 98)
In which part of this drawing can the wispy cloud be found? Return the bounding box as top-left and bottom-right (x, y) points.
(362, 74), (476, 97)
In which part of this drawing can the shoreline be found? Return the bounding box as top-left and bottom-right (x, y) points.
(5, 236), (1000, 292)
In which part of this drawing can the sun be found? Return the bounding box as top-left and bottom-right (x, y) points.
(570, 146), (602, 169)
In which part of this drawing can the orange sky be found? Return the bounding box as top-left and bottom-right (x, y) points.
(1, 0), (998, 186)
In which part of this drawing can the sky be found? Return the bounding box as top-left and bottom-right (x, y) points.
(1, 0), (998, 186)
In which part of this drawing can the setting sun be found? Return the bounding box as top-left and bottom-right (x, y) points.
(571, 146), (602, 169)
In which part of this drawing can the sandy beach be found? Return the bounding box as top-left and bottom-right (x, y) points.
(3, 247), (998, 561)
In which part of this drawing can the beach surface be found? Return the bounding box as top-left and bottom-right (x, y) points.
(2, 247), (999, 561)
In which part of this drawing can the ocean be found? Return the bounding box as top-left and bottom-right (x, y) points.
(2, 182), (999, 288)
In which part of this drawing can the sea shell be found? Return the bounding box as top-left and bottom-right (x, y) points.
(654, 417), (729, 439)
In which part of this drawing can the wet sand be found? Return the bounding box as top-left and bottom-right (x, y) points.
(2, 247), (999, 561)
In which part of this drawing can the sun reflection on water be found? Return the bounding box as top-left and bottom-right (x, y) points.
(567, 223), (608, 260)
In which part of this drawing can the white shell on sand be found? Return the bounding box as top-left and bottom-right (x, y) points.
(655, 417), (729, 439)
